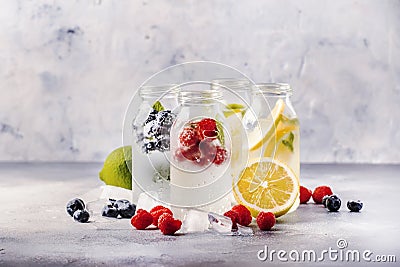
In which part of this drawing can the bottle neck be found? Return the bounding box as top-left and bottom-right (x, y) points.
(253, 83), (292, 98)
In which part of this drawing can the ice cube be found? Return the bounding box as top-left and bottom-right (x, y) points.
(208, 212), (254, 236)
(181, 209), (210, 233)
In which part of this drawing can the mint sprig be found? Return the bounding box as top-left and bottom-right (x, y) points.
(152, 101), (165, 112)
(216, 119), (225, 146)
(282, 132), (294, 152)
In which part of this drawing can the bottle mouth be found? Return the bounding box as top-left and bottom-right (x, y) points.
(211, 78), (251, 92)
(178, 89), (223, 105)
(139, 84), (180, 98)
(253, 83), (292, 96)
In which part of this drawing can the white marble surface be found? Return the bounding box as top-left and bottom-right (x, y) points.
(0, 0), (399, 163)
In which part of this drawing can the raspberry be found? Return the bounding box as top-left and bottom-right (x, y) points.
(157, 213), (182, 235)
(130, 209), (153, 230)
(231, 204), (252, 226)
(197, 118), (217, 140)
(181, 146), (201, 161)
(213, 146), (227, 165)
(179, 127), (199, 148)
(312, 186), (333, 204)
(223, 210), (239, 229)
(300, 185), (312, 204)
(256, 212), (276, 231)
(150, 205), (173, 227)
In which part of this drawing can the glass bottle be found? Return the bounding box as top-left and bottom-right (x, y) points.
(169, 89), (232, 213)
(249, 83), (300, 211)
(131, 85), (179, 204)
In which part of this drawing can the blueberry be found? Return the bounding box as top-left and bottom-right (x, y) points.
(108, 198), (116, 206)
(326, 195), (341, 212)
(322, 195), (330, 208)
(73, 210), (90, 223)
(102, 204), (119, 218)
(66, 198), (85, 217)
(115, 199), (136, 218)
(347, 200), (363, 212)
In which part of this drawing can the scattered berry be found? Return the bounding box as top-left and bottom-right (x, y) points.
(131, 209), (153, 230)
(158, 213), (182, 235)
(312, 186), (333, 204)
(197, 118), (217, 140)
(102, 205), (119, 218)
(213, 146), (227, 165)
(322, 195), (330, 208)
(115, 199), (136, 218)
(231, 204), (252, 226)
(223, 210), (239, 229)
(73, 210), (90, 223)
(256, 212), (276, 231)
(326, 195), (341, 212)
(299, 186), (312, 204)
(179, 127), (199, 148)
(347, 200), (363, 212)
(66, 198), (85, 217)
(150, 206), (173, 227)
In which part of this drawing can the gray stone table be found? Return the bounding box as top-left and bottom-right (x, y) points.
(0, 163), (399, 266)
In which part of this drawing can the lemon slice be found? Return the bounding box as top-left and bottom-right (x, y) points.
(223, 103), (246, 118)
(247, 99), (285, 151)
(233, 157), (299, 218)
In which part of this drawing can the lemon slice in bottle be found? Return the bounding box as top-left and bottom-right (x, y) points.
(247, 99), (285, 151)
(233, 157), (299, 218)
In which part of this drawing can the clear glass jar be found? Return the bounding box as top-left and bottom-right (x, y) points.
(248, 83), (300, 211)
(131, 85), (179, 204)
(211, 79), (251, 180)
(169, 89), (232, 212)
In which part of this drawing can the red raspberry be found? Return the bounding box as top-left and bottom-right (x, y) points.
(179, 127), (199, 148)
(312, 186), (333, 204)
(181, 146), (201, 161)
(300, 185), (312, 204)
(231, 204), (252, 226)
(150, 205), (173, 227)
(157, 213), (182, 235)
(223, 210), (239, 229)
(213, 146), (227, 165)
(197, 118), (217, 140)
(256, 212), (276, 231)
(130, 209), (153, 230)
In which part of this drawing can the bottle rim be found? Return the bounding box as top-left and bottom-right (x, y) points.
(139, 84), (180, 98)
(211, 78), (251, 92)
(178, 89), (223, 105)
(253, 83), (292, 96)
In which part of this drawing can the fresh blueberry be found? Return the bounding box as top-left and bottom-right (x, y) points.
(322, 195), (330, 208)
(326, 195), (341, 212)
(73, 210), (90, 223)
(347, 200), (363, 212)
(115, 199), (136, 218)
(66, 198), (85, 217)
(102, 205), (119, 218)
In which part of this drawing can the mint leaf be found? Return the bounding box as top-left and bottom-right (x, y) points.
(216, 119), (225, 146)
(282, 132), (294, 152)
(152, 101), (164, 112)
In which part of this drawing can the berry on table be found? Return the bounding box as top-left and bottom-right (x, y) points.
(326, 195), (341, 212)
(231, 204), (252, 226)
(312, 186), (333, 204)
(256, 212), (276, 231)
(73, 210), (90, 223)
(223, 210), (239, 229)
(347, 200), (363, 212)
(157, 213), (182, 235)
(66, 198), (85, 217)
(102, 205), (119, 218)
(115, 199), (136, 218)
(131, 209), (153, 230)
(150, 205), (173, 227)
(299, 186), (312, 204)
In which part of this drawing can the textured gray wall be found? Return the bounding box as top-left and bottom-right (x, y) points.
(0, 0), (399, 163)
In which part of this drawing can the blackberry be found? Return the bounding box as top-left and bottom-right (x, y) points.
(73, 210), (90, 223)
(145, 109), (158, 124)
(347, 200), (363, 212)
(142, 141), (156, 153)
(326, 195), (341, 212)
(155, 139), (170, 152)
(115, 199), (136, 218)
(66, 198), (85, 217)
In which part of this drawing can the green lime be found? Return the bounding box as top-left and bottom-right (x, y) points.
(99, 146), (132, 190)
